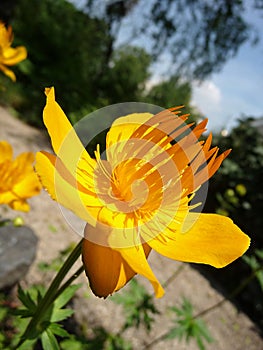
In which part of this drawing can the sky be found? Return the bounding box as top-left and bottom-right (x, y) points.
(114, 0), (263, 132)
(191, 5), (263, 132)
(71, 0), (263, 132)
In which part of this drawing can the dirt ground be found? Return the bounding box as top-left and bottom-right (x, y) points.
(0, 105), (262, 350)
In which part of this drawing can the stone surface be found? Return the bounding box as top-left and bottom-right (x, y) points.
(0, 225), (38, 289)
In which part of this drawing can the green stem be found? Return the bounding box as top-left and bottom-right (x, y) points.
(193, 264), (263, 320)
(143, 265), (263, 350)
(16, 238), (84, 348)
(53, 265), (85, 301)
(162, 264), (185, 289)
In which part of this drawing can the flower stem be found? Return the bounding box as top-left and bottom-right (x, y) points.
(16, 238), (84, 348)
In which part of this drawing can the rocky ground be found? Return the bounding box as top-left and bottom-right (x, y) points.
(0, 105), (262, 350)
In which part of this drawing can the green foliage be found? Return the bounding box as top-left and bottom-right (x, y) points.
(14, 283), (81, 348)
(203, 117), (263, 329)
(60, 330), (132, 350)
(111, 279), (159, 331)
(166, 299), (213, 350)
(0, 0), (156, 128)
(243, 250), (263, 292)
(144, 74), (201, 123)
(100, 46), (151, 104)
(85, 0), (259, 79)
(2, 0), (112, 127)
(206, 117), (263, 248)
(105, 334), (132, 350)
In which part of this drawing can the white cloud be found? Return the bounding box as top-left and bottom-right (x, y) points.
(192, 81), (224, 130)
(192, 80), (221, 108)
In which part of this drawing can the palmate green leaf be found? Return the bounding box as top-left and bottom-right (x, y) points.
(41, 328), (60, 350)
(106, 334), (132, 350)
(166, 298), (213, 350)
(15, 283), (80, 347)
(17, 285), (37, 311)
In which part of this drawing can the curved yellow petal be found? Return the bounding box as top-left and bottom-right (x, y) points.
(145, 213), (250, 268)
(0, 63), (16, 81)
(82, 225), (137, 298)
(43, 87), (96, 176)
(116, 242), (164, 298)
(107, 112), (153, 148)
(106, 113), (153, 164)
(35, 151), (102, 225)
(2, 46), (27, 65)
(83, 222), (164, 297)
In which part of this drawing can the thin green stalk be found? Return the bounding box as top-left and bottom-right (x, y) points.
(162, 264), (185, 289)
(53, 265), (85, 301)
(193, 264), (263, 320)
(16, 238), (83, 348)
(143, 265), (263, 350)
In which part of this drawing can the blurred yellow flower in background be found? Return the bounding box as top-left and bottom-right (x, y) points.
(36, 87), (250, 298)
(0, 21), (27, 81)
(0, 141), (41, 211)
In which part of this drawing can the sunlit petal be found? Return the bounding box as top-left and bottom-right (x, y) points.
(145, 213), (250, 268)
(82, 225), (137, 298)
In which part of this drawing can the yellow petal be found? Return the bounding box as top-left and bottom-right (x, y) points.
(13, 172), (41, 198)
(0, 190), (16, 206)
(0, 63), (16, 81)
(0, 141), (13, 162)
(107, 113), (153, 148)
(83, 223), (164, 297)
(35, 151), (102, 225)
(10, 199), (30, 212)
(116, 241), (164, 298)
(144, 213), (250, 268)
(1, 46), (27, 65)
(43, 87), (96, 176)
(82, 225), (137, 298)
(106, 113), (153, 165)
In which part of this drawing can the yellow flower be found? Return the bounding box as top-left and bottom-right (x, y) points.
(0, 141), (41, 211)
(0, 21), (27, 81)
(36, 87), (250, 298)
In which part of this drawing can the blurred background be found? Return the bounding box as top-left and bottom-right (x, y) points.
(0, 0), (263, 336)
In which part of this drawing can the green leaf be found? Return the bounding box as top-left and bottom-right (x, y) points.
(17, 285), (37, 311)
(41, 328), (60, 350)
(49, 323), (70, 338)
(54, 284), (81, 309)
(166, 298), (213, 350)
(106, 334), (132, 350)
(50, 308), (74, 323)
(61, 337), (85, 350)
(0, 305), (8, 321)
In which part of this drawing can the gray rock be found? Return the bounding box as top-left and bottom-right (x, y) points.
(0, 225), (38, 289)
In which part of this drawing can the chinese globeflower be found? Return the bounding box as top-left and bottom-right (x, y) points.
(0, 21), (27, 81)
(36, 87), (250, 298)
(0, 141), (41, 211)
